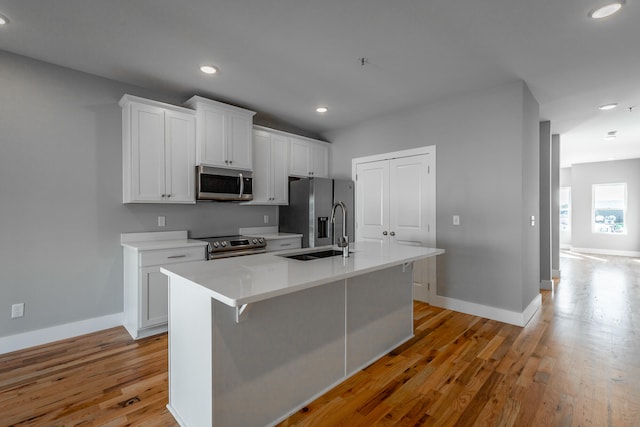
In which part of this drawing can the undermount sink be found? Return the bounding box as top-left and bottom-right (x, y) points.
(279, 249), (350, 261)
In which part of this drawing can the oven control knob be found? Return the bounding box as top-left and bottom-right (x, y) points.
(252, 238), (258, 244)
(258, 238), (264, 244)
(220, 241), (227, 247)
(212, 241), (219, 248)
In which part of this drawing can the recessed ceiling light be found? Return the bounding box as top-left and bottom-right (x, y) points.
(0, 13), (9, 25)
(315, 106), (328, 113)
(589, 1), (625, 19)
(599, 103), (618, 110)
(200, 65), (218, 75)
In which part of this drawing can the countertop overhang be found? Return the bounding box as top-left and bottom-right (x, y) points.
(161, 241), (444, 307)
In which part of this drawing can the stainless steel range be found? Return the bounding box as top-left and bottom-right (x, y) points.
(197, 235), (266, 260)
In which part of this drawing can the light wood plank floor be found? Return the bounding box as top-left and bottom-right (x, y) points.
(1, 252), (639, 426)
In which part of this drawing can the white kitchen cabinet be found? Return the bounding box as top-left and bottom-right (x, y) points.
(120, 94), (196, 204)
(264, 236), (302, 252)
(184, 96), (256, 170)
(122, 231), (207, 339)
(289, 137), (329, 178)
(250, 127), (290, 205)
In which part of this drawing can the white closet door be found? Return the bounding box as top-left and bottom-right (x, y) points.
(389, 154), (429, 245)
(355, 160), (389, 242)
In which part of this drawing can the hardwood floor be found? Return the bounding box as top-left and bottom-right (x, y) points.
(1, 252), (639, 426)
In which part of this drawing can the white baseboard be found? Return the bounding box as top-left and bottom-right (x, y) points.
(431, 293), (542, 327)
(570, 247), (640, 257)
(540, 279), (554, 291)
(0, 312), (124, 355)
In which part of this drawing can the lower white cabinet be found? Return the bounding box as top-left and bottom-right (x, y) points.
(122, 231), (207, 339)
(265, 236), (302, 252)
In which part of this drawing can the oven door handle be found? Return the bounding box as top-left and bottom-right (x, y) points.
(238, 173), (244, 199)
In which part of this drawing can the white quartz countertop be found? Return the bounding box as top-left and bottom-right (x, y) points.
(121, 238), (208, 251)
(121, 230), (208, 250)
(161, 241), (445, 307)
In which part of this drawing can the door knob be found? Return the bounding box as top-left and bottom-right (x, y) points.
(383, 231), (388, 236)
(390, 231), (395, 236)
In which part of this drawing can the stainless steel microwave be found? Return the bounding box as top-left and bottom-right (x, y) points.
(196, 165), (253, 202)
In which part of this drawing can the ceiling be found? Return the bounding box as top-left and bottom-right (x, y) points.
(0, 0), (639, 167)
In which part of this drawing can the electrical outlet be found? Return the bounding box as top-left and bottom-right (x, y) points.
(11, 303), (24, 319)
(453, 215), (460, 226)
(158, 216), (166, 227)
(263, 215), (269, 224)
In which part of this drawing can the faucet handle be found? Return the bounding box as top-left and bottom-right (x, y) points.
(337, 236), (348, 248)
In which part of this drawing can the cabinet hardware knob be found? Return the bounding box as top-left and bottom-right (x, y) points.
(383, 231), (388, 236)
(390, 231), (396, 236)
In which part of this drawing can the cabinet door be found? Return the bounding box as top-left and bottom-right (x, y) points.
(270, 134), (289, 204)
(355, 160), (390, 243)
(131, 103), (165, 201)
(200, 107), (227, 167)
(141, 267), (168, 328)
(289, 138), (310, 177)
(227, 113), (253, 170)
(310, 142), (329, 178)
(251, 130), (271, 203)
(165, 110), (196, 203)
(389, 155), (429, 245)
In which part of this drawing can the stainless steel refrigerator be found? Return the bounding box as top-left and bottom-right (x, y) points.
(279, 178), (354, 248)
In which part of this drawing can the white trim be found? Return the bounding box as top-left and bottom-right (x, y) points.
(431, 293), (542, 327)
(560, 244), (571, 250)
(0, 312), (124, 355)
(570, 247), (640, 257)
(552, 269), (561, 278)
(540, 279), (554, 291)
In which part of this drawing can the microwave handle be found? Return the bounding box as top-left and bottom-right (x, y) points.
(238, 173), (244, 198)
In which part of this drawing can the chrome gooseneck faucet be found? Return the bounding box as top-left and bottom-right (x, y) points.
(330, 201), (349, 258)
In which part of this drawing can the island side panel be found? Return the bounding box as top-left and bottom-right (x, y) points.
(167, 277), (214, 427)
(212, 280), (346, 427)
(346, 264), (414, 375)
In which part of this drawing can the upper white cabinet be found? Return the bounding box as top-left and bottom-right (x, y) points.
(250, 127), (289, 205)
(184, 96), (256, 171)
(120, 94), (196, 204)
(289, 137), (329, 178)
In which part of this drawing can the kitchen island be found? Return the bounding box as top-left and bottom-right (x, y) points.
(161, 241), (444, 427)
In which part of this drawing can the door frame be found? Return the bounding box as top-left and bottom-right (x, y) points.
(352, 146), (436, 303)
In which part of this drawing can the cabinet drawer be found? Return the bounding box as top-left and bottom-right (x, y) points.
(140, 246), (205, 267)
(265, 237), (302, 252)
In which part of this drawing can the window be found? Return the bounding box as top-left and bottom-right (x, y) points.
(560, 187), (571, 232)
(592, 183), (627, 234)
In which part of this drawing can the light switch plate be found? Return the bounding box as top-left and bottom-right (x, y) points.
(453, 215), (460, 226)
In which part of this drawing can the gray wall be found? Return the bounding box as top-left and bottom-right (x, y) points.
(551, 134), (560, 273)
(568, 159), (640, 253)
(539, 122), (552, 283)
(0, 51), (277, 338)
(560, 167), (572, 246)
(325, 80), (540, 313)
(521, 85), (540, 308)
